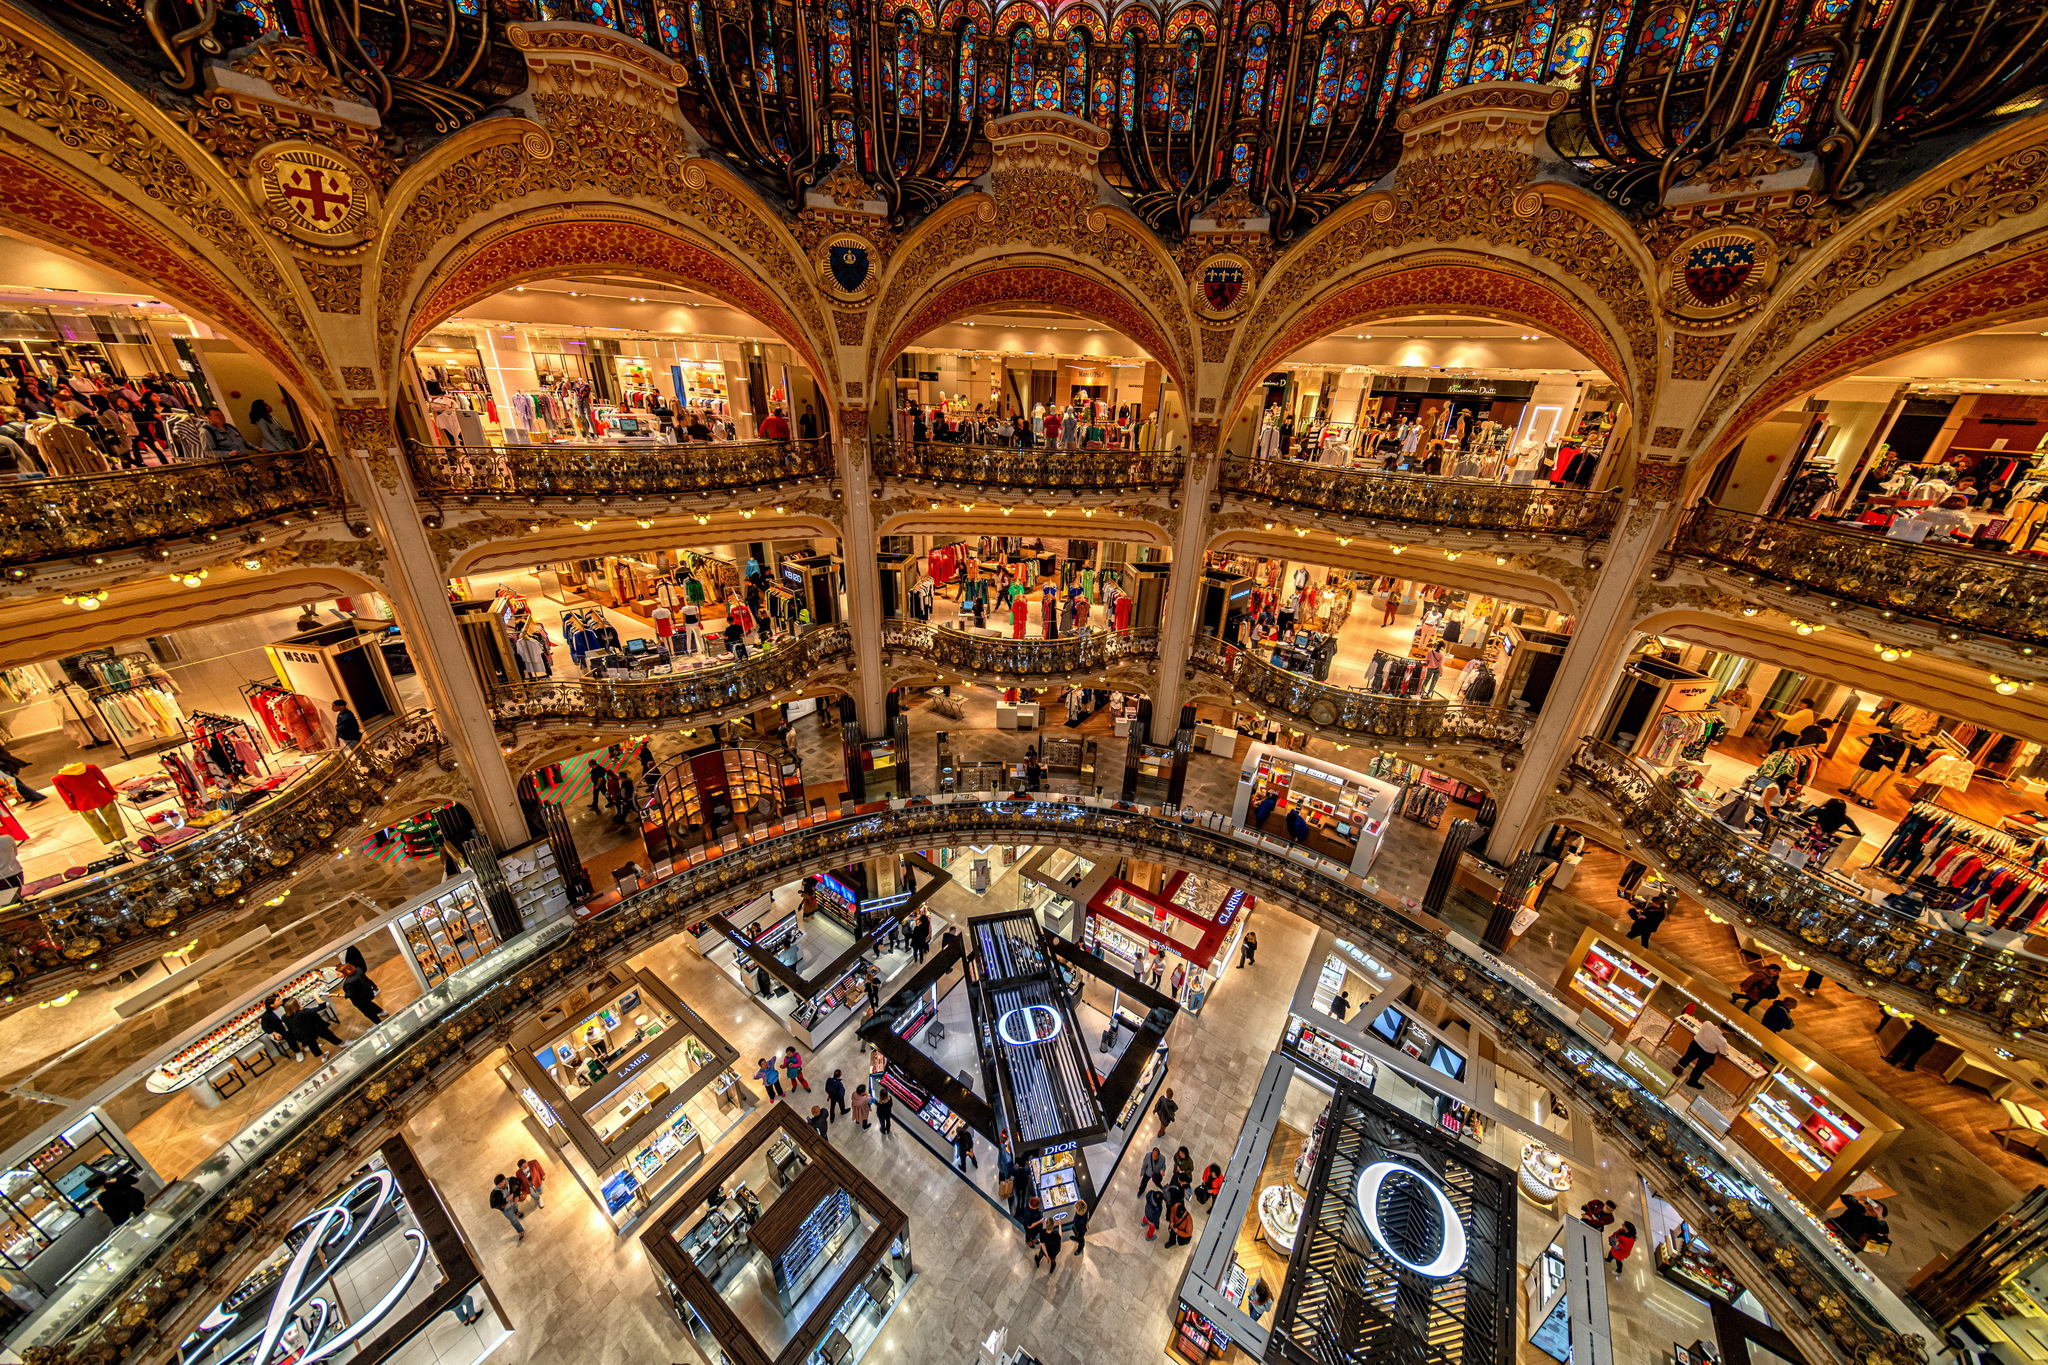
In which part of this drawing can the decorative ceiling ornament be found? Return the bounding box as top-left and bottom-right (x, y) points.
(230, 38), (353, 110)
(815, 231), (881, 304)
(1660, 226), (1779, 328)
(249, 142), (379, 248)
(1192, 252), (1254, 323)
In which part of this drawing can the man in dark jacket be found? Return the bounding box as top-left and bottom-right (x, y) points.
(340, 963), (384, 1025)
(260, 995), (293, 1054)
(87, 1171), (146, 1226)
(284, 999), (344, 1059)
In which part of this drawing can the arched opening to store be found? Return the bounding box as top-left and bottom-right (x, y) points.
(1695, 313), (2048, 550)
(0, 231), (317, 472)
(1245, 314), (1619, 486)
(407, 273), (833, 447)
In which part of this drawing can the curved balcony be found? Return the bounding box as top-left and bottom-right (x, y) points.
(882, 621), (1160, 677)
(406, 437), (833, 501)
(0, 450), (340, 573)
(872, 438), (1186, 493)
(491, 625), (852, 726)
(1191, 636), (1533, 750)
(1219, 456), (1621, 538)
(0, 712), (443, 1002)
(1674, 504), (2048, 650)
(1570, 741), (2048, 1045)
(32, 797), (1909, 1365)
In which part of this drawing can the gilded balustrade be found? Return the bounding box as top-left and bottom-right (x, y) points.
(0, 712), (444, 1000)
(491, 625), (852, 725)
(1570, 740), (2048, 1034)
(0, 451), (340, 571)
(881, 621), (1160, 677)
(1190, 635), (1533, 749)
(1674, 504), (2048, 649)
(1219, 455), (1622, 537)
(26, 797), (1921, 1365)
(871, 438), (1186, 492)
(405, 437), (832, 500)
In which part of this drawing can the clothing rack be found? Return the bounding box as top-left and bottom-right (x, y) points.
(48, 681), (111, 750)
(84, 674), (185, 759)
(239, 680), (334, 753)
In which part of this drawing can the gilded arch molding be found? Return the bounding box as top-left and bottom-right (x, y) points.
(1202, 526), (1587, 612)
(870, 261), (1191, 396)
(1693, 113), (2048, 468)
(1223, 255), (1635, 424)
(399, 207), (834, 387)
(446, 513), (845, 578)
(876, 507), (1171, 546)
(0, 12), (333, 402)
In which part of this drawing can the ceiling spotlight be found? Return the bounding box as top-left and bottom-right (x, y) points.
(1791, 619), (1824, 635)
(1739, 602), (1761, 616)
(1390, 543), (1405, 555)
(169, 569), (209, 588)
(62, 589), (109, 611)
(636, 518), (653, 529)
(1991, 673), (2034, 697)
(1874, 644), (1912, 663)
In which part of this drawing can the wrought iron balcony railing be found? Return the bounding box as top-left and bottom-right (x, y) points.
(1191, 636), (1533, 749)
(25, 797), (1917, 1365)
(882, 621), (1160, 677)
(405, 438), (834, 501)
(1674, 504), (2048, 650)
(0, 451), (341, 572)
(1220, 455), (1621, 537)
(0, 712), (443, 1004)
(491, 625), (852, 726)
(872, 439), (1186, 493)
(1571, 740), (2048, 1039)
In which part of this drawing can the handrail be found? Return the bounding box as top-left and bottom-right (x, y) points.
(1218, 455), (1622, 537)
(1569, 740), (2048, 1038)
(0, 450), (340, 570)
(0, 712), (444, 1003)
(404, 437), (833, 499)
(21, 797), (1927, 1365)
(871, 437), (1186, 492)
(881, 621), (1161, 676)
(1190, 635), (1533, 749)
(490, 625), (853, 725)
(1673, 503), (2048, 649)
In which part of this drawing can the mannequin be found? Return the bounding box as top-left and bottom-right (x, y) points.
(1509, 436), (1546, 486)
(53, 761), (123, 844)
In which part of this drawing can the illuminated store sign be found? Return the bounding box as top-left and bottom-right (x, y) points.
(1354, 1160), (1469, 1279)
(187, 1171), (427, 1365)
(997, 1004), (1065, 1046)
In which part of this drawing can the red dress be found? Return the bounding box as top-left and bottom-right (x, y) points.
(1012, 598), (1028, 639)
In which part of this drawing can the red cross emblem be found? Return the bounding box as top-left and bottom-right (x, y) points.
(280, 164), (352, 225)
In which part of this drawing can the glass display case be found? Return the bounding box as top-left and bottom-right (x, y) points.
(147, 967), (329, 1094)
(1283, 1014), (1378, 1088)
(1569, 938), (1659, 1028)
(500, 839), (568, 925)
(389, 878), (498, 989)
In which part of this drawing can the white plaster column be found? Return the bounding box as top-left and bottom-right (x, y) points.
(839, 411), (889, 734)
(332, 414), (529, 849)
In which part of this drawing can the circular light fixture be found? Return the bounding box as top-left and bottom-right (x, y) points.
(1354, 1161), (1468, 1279)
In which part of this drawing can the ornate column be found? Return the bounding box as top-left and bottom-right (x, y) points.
(1146, 421), (1217, 743)
(1484, 462), (1684, 856)
(330, 410), (529, 848)
(838, 410), (890, 734)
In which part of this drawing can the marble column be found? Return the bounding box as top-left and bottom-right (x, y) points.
(1483, 482), (1683, 857)
(331, 413), (528, 849)
(1145, 423), (1218, 744)
(838, 411), (889, 735)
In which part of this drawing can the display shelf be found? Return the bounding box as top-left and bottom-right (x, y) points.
(148, 967), (329, 1093)
(393, 881), (499, 988)
(1571, 940), (1657, 1025)
(1258, 1183), (1304, 1254)
(1519, 1143), (1574, 1207)
(1743, 1090), (1833, 1178)
(1285, 1014), (1378, 1087)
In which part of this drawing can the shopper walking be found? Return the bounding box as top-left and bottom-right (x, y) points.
(1036, 1219), (1063, 1273)
(1580, 1199), (1617, 1229)
(1069, 1200), (1091, 1255)
(1605, 1221), (1636, 1276)
(1142, 1186), (1164, 1240)
(783, 1046), (812, 1092)
(806, 1105), (830, 1139)
(338, 964), (384, 1025)
(517, 1157), (547, 1209)
(284, 999), (342, 1060)
(0, 744), (46, 805)
(1165, 1200), (1195, 1249)
(755, 1057), (784, 1099)
(260, 994), (293, 1055)
(1886, 1018), (1941, 1071)
(851, 1085), (872, 1128)
(1139, 1146), (1166, 1193)
(954, 1126), (977, 1171)
(826, 1069), (849, 1120)
(1624, 898), (1667, 949)
(490, 1175), (525, 1242)
(1761, 999), (1797, 1033)
(1172, 1146), (1194, 1192)
(1154, 1088), (1179, 1135)
(1196, 1163), (1224, 1206)
(1732, 963), (1782, 1014)
(875, 1086), (895, 1137)
(1247, 1280), (1273, 1323)
(1240, 931), (1258, 967)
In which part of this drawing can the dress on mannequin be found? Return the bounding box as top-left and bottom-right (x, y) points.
(53, 761), (123, 844)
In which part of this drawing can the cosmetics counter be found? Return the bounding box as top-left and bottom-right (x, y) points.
(1229, 742), (1399, 875)
(1556, 927), (1900, 1208)
(145, 967), (334, 1100)
(0, 1112), (160, 1296)
(700, 888), (914, 1048)
(501, 967), (749, 1233)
